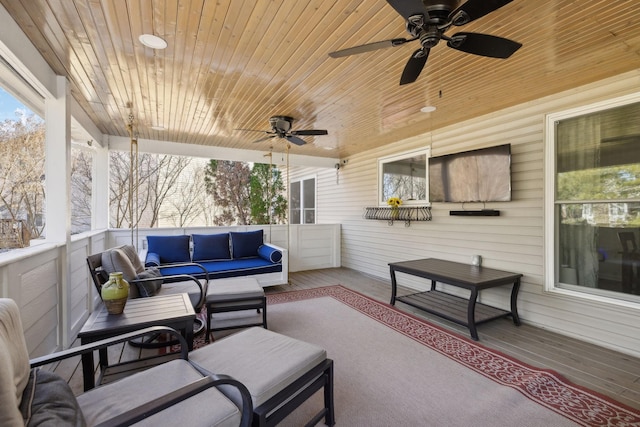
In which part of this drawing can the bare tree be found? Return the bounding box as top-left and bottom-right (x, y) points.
(0, 113), (46, 238)
(70, 148), (92, 233)
(109, 151), (192, 228)
(146, 155), (192, 227)
(161, 166), (206, 227)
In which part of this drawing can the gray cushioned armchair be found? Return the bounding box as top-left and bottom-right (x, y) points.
(0, 298), (252, 426)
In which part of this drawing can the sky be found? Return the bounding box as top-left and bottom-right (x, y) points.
(0, 87), (30, 122)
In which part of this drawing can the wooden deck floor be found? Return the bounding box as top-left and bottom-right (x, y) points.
(57, 267), (640, 411)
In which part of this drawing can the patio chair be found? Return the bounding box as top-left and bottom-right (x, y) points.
(1, 298), (335, 427)
(87, 245), (209, 344)
(0, 297), (253, 426)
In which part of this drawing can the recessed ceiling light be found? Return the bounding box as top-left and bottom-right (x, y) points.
(139, 34), (167, 49)
(420, 106), (436, 113)
(151, 125), (166, 131)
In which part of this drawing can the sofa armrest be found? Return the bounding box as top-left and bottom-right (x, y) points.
(29, 326), (189, 369)
(95, 374), (253, 427)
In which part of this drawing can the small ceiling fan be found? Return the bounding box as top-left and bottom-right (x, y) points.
(236, 116), (328, 146)
(328, 0), (522, 85)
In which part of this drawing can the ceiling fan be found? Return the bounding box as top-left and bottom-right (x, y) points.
(328, 0), (522, 85)
(236, 116), (328, 146)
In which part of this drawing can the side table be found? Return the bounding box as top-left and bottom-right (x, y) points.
(78, 293), (195, 390)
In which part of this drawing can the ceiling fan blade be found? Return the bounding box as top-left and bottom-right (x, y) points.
(291, 129), (328, 136)
(285, 135), (307, 146)
(400, 48), (429, 86)
(252, 135), (276, 144)
(386, 0), (427, 21)
(329, 38), (411, 58)
(447, 32), (522, 58)
(449, 0), (514, 26)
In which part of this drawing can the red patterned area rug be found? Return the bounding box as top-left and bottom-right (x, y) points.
(197, 285), (640, 426)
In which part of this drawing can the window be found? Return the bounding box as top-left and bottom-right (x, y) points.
(0, 86), (45, 247)
(378, 148), (429, 205)
(546, 95), (640, 302)
(290, 176), (315, 224)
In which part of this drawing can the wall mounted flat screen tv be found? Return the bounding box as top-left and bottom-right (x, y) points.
(429, 144), (512, 203)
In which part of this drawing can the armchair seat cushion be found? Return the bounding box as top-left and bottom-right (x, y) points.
(189, 327), (326, 408)
(77, 359), (242, 427)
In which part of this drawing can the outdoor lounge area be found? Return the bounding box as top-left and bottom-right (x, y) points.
(1, 0), (640, 425)
(30, 269), (640, 425)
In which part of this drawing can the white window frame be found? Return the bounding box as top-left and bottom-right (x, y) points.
(290, 175), (317, 224)
(544, 91), (640, 308)
(377, 147), (430, 206)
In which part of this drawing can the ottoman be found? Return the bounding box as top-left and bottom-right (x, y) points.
(205, 277), (267, 342)
(189, 327), (335, 427)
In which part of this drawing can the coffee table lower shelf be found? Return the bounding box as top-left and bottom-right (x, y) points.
(396, 290), (511, 330)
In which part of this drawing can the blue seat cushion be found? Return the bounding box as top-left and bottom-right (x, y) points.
(146, 235), (191, 264)
(230, 230), (263, 259)
(159, 258), (281, 280)
(192, 233), (231, 262)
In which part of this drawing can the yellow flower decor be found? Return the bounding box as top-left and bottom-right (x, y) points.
(387, 197), (402, 220)
(387, 197), (403, 208)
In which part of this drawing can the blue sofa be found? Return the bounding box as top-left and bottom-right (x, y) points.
(143, 229), (288, 287)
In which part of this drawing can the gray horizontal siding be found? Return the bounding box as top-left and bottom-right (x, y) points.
(295, 70), (640, 357)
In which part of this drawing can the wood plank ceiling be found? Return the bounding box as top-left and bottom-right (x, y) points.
(1, 0), (639, 160)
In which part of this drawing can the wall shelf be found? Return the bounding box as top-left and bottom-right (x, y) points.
(363, 206), (432, 226)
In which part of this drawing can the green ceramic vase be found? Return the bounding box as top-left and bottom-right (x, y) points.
(101, 272), (130, 314)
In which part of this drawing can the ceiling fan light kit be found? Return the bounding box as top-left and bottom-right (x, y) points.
(329, 0), (522, 85)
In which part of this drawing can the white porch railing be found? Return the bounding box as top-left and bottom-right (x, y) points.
(0, 224), (340, 358)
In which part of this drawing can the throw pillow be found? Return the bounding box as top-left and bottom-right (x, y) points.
(118, 245), (145, 274)
(192, 233), (231, 261)
(146, 235), (191, 264)
(20, 368), (87, 426)
(230, 230), (263, 259)
(134, 268), (164, 298)
(257, 245), (282, 263)
(101, 248), (138, 282)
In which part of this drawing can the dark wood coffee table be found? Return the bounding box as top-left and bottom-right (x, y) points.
(78, 293), (195, 390)
(390, 258), (523, 341)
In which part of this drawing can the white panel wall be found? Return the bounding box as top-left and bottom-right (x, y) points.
(295, 70), (640, 357)
(289, 224), (341, 272)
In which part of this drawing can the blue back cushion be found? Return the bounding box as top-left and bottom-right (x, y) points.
(230, 230), (263, 258)
(146, 235), (191, 264)
(192, 233), (231, 261)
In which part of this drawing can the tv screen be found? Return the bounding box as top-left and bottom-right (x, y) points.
(429, 144), (512, 203)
